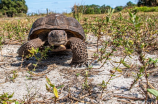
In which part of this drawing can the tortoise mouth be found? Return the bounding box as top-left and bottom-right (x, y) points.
(48, 40), (67, 46)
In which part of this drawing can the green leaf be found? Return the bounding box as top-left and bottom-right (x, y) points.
(45, 84), (50, 91)
(147, 89), (158, 99)
(102, 80), (105, 85)
(8, 93), (14, 98)
(116, 68), (122, 73)
(53, 86), (59, 98)
(15, 101), (19, 104)
(76, 73), (80, 77)
(46, 76), (55, 88)
(135, 23), (142, 28)
(106, 16), (109, 23)
(33, 64), (37, 67)
(122, 62), (130, 68)
(46, 76), (51, 84)
(129, 12), (133, 18)
(135, 16), (139, 22)
(110, 74), (115, 77)
(140, 67), (144, 73)
(49, 83), (55, 88)
(57, 85), (64, 89)
(137, 73), (143, 78)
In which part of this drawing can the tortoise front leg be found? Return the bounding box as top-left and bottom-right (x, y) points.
(69, 37), (88, 65)
(18, 38), (45, 57)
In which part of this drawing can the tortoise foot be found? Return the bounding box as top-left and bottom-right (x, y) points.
(69, 37), (88, 67)
(18, 38), (44, 57)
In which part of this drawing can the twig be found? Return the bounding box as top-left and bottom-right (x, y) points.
(79, 93), (90, 99)
(68, 94), (82, 102)
(113, 95), (145, 101)
(117, 99), (135, 104)
(56, 94), (68, 101)
(139, 82), (152, 99)
(148, 82), (157, 90)
(147, 67), (158, 73)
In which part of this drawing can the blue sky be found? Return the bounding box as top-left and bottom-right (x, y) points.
(26, 0), (138, 14)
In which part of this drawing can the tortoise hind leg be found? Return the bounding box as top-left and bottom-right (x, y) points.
(69, 37), (88, 66)
(18, 38), (45, 57)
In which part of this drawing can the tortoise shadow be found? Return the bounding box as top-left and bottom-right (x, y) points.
(12, 50), (73, 72)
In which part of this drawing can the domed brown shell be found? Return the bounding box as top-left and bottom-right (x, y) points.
(28, 14), (85, 41)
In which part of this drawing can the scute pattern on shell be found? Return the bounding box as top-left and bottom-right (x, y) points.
(28, 14), (85, 41)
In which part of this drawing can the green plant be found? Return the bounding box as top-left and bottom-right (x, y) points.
(134, 6), (158, 12)
(116, 11), (158, 103)
(147, 58), (158, 68)
(72, 4), (85, 22)
(26, 46), (51, 71)
(0, 93), (15, 104)
(98, 80), (106, 98)
(147, 89), (158, 100)
(0, 36), (3, 50)
(82, 11), (158, 103)
(99, 58), (124, 98)
(46, 76), (64, 104)
(21, 84), (38, 104)
(9, 70), (18, 82)
(0, 0), (28, 17)
(82, 70), (90, 90)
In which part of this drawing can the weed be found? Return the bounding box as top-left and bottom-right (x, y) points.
(9, 70), (18, 82)
(0, 36), (3, 50)
(26, 46), (51, 71)
(82, 70), (90, 90)
(82, 10), (158, 103)
(72, 4), (85, 22)
(0, 93), (15, 103)
(21, 84), (39, 104)
(46, 76), (64, 104)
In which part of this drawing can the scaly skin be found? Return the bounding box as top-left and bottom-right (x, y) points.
(17, 37), (45, 57)
(69, 37), (88, 65)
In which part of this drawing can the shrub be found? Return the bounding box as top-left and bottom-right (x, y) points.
(134, 6), (158, 12)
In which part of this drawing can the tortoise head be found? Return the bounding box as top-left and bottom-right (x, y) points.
(48, 30), (67, 46)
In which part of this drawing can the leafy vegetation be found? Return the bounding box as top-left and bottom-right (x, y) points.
(26, 46), (51, 71)
(134, 6), (158, 12)
(81, 11), (158, 103)
(71, 1), (158, 15)
(71, 1), (136, 14)
(0, 93), (15, 103)
(138, 0), (158, 6)
(0, 0), (28, 17)
(46, 76), (64, 104)
(147, 89), (158, 100)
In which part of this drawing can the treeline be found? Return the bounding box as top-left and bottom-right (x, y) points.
(72, 1), (136, 14)
(0, 0), (28, 17)
(138, 0), (158, 6)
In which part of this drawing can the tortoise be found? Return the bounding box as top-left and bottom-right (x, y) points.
(17, 14), (87, 65)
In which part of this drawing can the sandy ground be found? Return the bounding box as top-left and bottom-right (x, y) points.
(0, 34), (158, 103)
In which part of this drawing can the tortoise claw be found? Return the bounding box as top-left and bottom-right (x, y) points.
(70, 61), (89, 68)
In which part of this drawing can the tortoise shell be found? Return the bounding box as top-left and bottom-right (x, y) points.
(28, 14), (85, 41)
